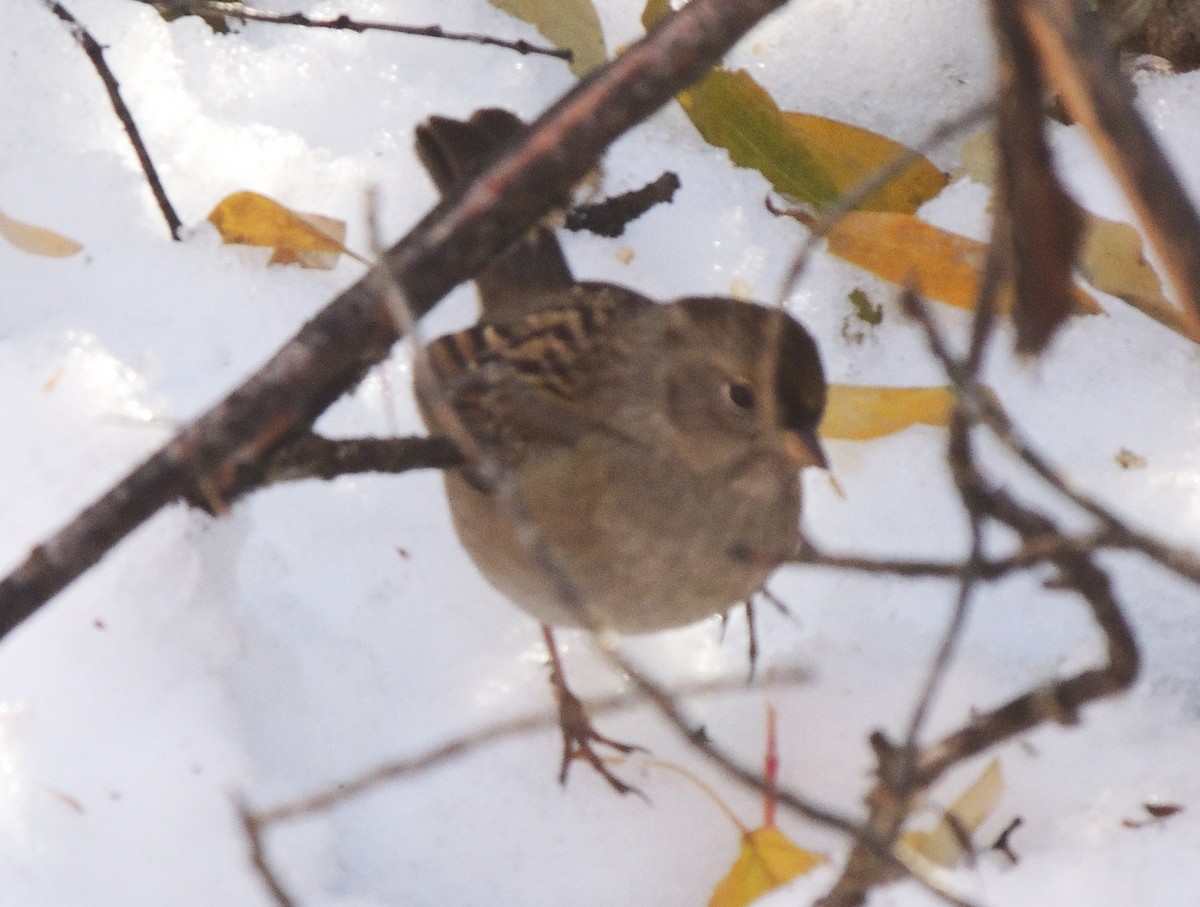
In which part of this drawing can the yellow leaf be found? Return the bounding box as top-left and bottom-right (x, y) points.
(268, 210), (347, 270)
(641, 1), (943, 213)
(900, 760), (1004, 868)
(825, 211), (1103, 315)
(680, 70), (945, 214)
(956, 127), (998, 186)
(822, 385), (956, 440)
(207, 191), (366, 270)
(709, 826), (827, 907)
(1075, 211), (1195, 338)
(0, 208), (82, 258)
(490, 0), (606, 77)
(784, 109), (948, 214)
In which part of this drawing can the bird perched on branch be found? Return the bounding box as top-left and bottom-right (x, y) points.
(413, 108), (828, 793)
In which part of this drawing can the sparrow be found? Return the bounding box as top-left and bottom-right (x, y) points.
(412, 108), (828, 792)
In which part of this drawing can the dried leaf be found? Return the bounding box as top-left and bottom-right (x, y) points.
(956, 128), (999, 186)
(268, 211), (346, 270)
(642, 0), (944, 214)
(0, 208), (82, 257)
(900, 760), (1004, 867)
(682, 69), (945, 214)
(824, 211), (1103, 315)
(958, 130), (1197, 341)
(490, 0), (606, 77)
(207, 191), (366, 270)
(709, 826), (827, 907)
(822, 385), (957, 440)
(1076, 211), (1192, 334)
(1115, 447), (1147, 470)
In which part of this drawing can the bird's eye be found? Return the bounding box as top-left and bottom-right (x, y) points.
(725, 380), (756, 411)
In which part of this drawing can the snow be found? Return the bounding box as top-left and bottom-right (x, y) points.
(2, 0), (1200, 905)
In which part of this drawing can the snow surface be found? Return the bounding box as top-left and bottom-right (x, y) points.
(3, 1), (1200, 905)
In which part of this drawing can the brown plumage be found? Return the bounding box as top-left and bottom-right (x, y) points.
(414, 109), (827, 635)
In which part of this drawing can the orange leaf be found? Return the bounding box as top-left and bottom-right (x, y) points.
(207, 191), (366, 269)
(0, 208), (82, 258)
(709, 826), (827, 907)
(825, 211), (1102, 315)
(822, 384), (956, 440)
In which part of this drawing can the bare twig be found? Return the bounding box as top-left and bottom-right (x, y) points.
(822, 282), (1144, 907)
(791, 527), (1116, 579)
(143, 0), (571, 61)
(43, 0), (182, 239)
(243, 672), (806, 816)
(239, 802), (298, 907)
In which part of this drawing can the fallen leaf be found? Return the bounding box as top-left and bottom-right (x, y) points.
(958, 129), (1195, 342)
(684, 70), (945, 214)
(490, 0), (606, 77)
(821, 384), (958, 440)
(900, 760), (1004, 867)
(268, 210), (347, 270)
(709, 826), (827, 907)
(648, 707), (828, 907)
(824, 211), (1103, 315)
(1115, 447), (1147, 470)
(642, 0), (945, 214)
(1076, 211), (1193, 336)
(0, 208), (83, 257)
(206, 191), (366, 270)
(956, 128), (998, 186)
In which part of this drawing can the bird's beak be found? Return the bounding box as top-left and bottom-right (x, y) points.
(782, 426), (828, 470)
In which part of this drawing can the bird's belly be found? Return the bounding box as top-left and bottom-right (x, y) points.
(443, 453), (800, 634)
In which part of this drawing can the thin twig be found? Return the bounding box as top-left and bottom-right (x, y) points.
(791, 527), (1116, 579)
(144, 0), (572, 61)
(249, 669), (811, 824)
(44, 0), (182, 239)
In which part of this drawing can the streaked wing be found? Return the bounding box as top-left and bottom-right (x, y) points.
(423, 288), (641, 455)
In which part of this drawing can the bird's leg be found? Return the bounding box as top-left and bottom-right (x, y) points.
(541, 625), (646, 797)
(740, 588), (798, 683)
(743, 598), (760, 683)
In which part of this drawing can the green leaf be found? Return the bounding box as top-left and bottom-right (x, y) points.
(490, 0), (606, 77)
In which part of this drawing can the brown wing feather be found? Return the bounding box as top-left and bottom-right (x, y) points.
(422, 290), (639, 457)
